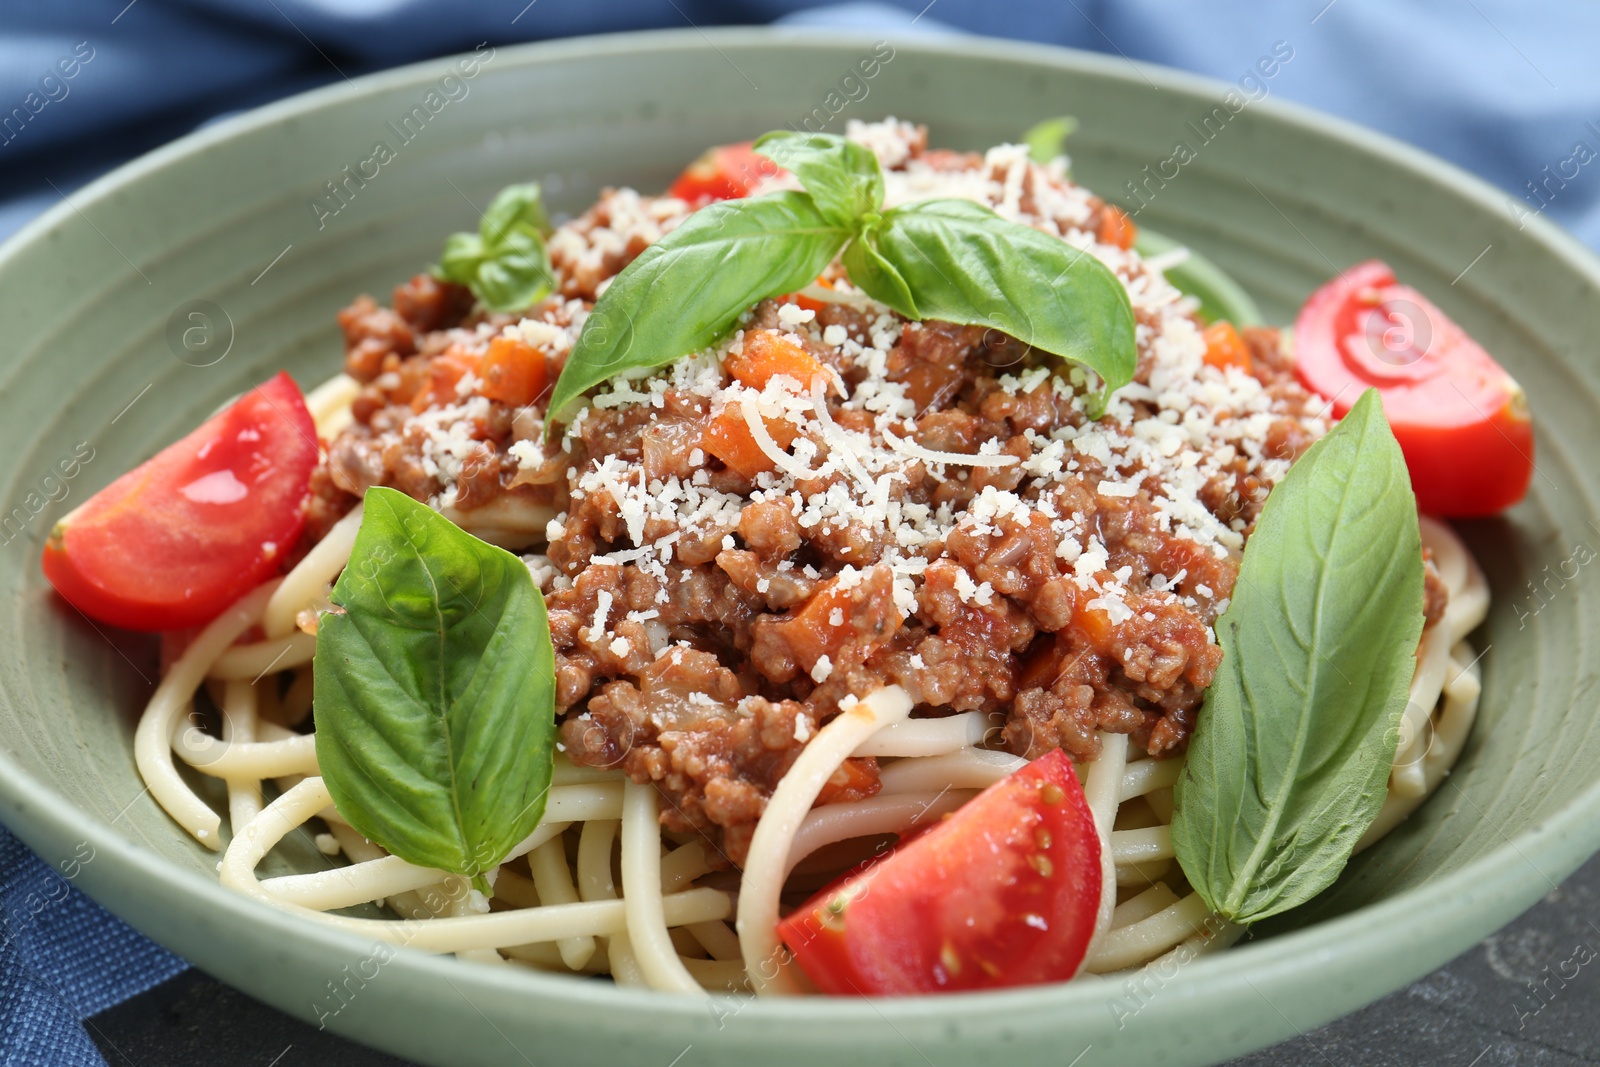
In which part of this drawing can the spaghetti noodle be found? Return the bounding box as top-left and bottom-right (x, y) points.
(130, 511), (1484, 992)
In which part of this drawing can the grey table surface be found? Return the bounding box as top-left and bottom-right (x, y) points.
(87, 851), (1600, 1067)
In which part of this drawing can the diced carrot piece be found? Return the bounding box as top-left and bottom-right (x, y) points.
(1018, 632), (1071, 692)
(701, 406), (798, 479)
(411, 344), (481, 412)
(1073, 602), (1115, 649)
(787, 581), (854, 666)
(703, 411), (771, 478)
(726, 330), (825, 392)
(817, 757), (882, 805)
(480, 335), (549, 407)
(776, 568), (901, 678)
(1201, 321), (1253, 374)
(780, 276), (835, 314)
(1097, 204), (1137, 249)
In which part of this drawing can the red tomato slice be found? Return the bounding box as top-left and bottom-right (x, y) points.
(42, 371), (319, 631)
(1293, 260), (1534, 517)
(777, 749), (1102, 995)
(667, 142), (784, 204)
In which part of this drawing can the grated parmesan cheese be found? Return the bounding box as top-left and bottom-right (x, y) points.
(443, 118), (1328, 683)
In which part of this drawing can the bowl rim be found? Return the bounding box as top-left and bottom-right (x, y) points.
(2, 20), (1597, 1042)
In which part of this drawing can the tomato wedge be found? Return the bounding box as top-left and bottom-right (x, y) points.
(777, 749), (1102, 995)
(667, 141), (782, 204)
(42, 371), (319, 631)
(1293, 260), (1534, 517)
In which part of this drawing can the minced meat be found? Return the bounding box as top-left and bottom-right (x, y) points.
(302, 120), (1442, 865)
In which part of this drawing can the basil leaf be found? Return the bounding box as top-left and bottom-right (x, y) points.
(438, 232), (486, 281)
(1134, 227), (1264, 327)
(432, 182), (555, 314)
(313, 487), (556, 891)
(753, 131), (885, 227)
(843, 228), (918, 319)
(474, 256), (551, 317)
(870, 198), (1138, 400)
(480, 182), (550, 246)
(473, 230), (556, 315)
(1023, 116), (1079, 164)
(1171, 389), (1424, 923)
(546, 191), (851, 428)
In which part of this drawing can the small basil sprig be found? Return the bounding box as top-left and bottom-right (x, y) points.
(1171, 389), (1425, 923)
(545, 130), (1136, 430)
(758, 131), (885, 226)
(313, 487), (557, 892)
(434, 182), (555, 314)
(1023, 116), (1079, 164)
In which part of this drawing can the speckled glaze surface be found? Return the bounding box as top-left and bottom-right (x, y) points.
(0, 29), (1596, 1067)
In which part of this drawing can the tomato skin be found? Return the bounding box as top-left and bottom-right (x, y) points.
(1293, 260), (1534, 517)
(667, 142), (783, 204)
(41, 372), (319, 631)
(777, 749), (1102, 995)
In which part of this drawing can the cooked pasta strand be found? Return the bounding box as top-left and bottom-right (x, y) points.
(530, 837), (597, 970)
(263, 503), (362, 639)
(875, 749), (1026, 794)
(134, 581), (279, 848)
(738, 686), (912, 996)
(851, 712), (991, 757)
(621, 780), (705, 994)
(1082, 731), (1129, 943)
(221, 779), (730, 951)
(219, 680), (261, 830)
(208, 632), (316, 681)
(1087, 892), (1212, 973)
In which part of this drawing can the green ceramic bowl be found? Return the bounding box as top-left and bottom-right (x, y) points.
(1, 28), (1595, 1067)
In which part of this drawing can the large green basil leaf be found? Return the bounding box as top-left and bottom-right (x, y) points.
(1134, 227), (1264, 328)
(546, 191), (851, 428)
(313, 487), (556, 890)
(1171, 389), (1424, 923)
(753, 131), (885, 228)
(867, 198), (1138, 401)
(842, 228), (918, 319)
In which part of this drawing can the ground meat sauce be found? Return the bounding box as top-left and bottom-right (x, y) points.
(306, 120), (1444, 865)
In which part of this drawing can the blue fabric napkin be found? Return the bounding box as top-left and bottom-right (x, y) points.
(0, 831), (186, 1065)
(2, 1), (1597, 1063)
